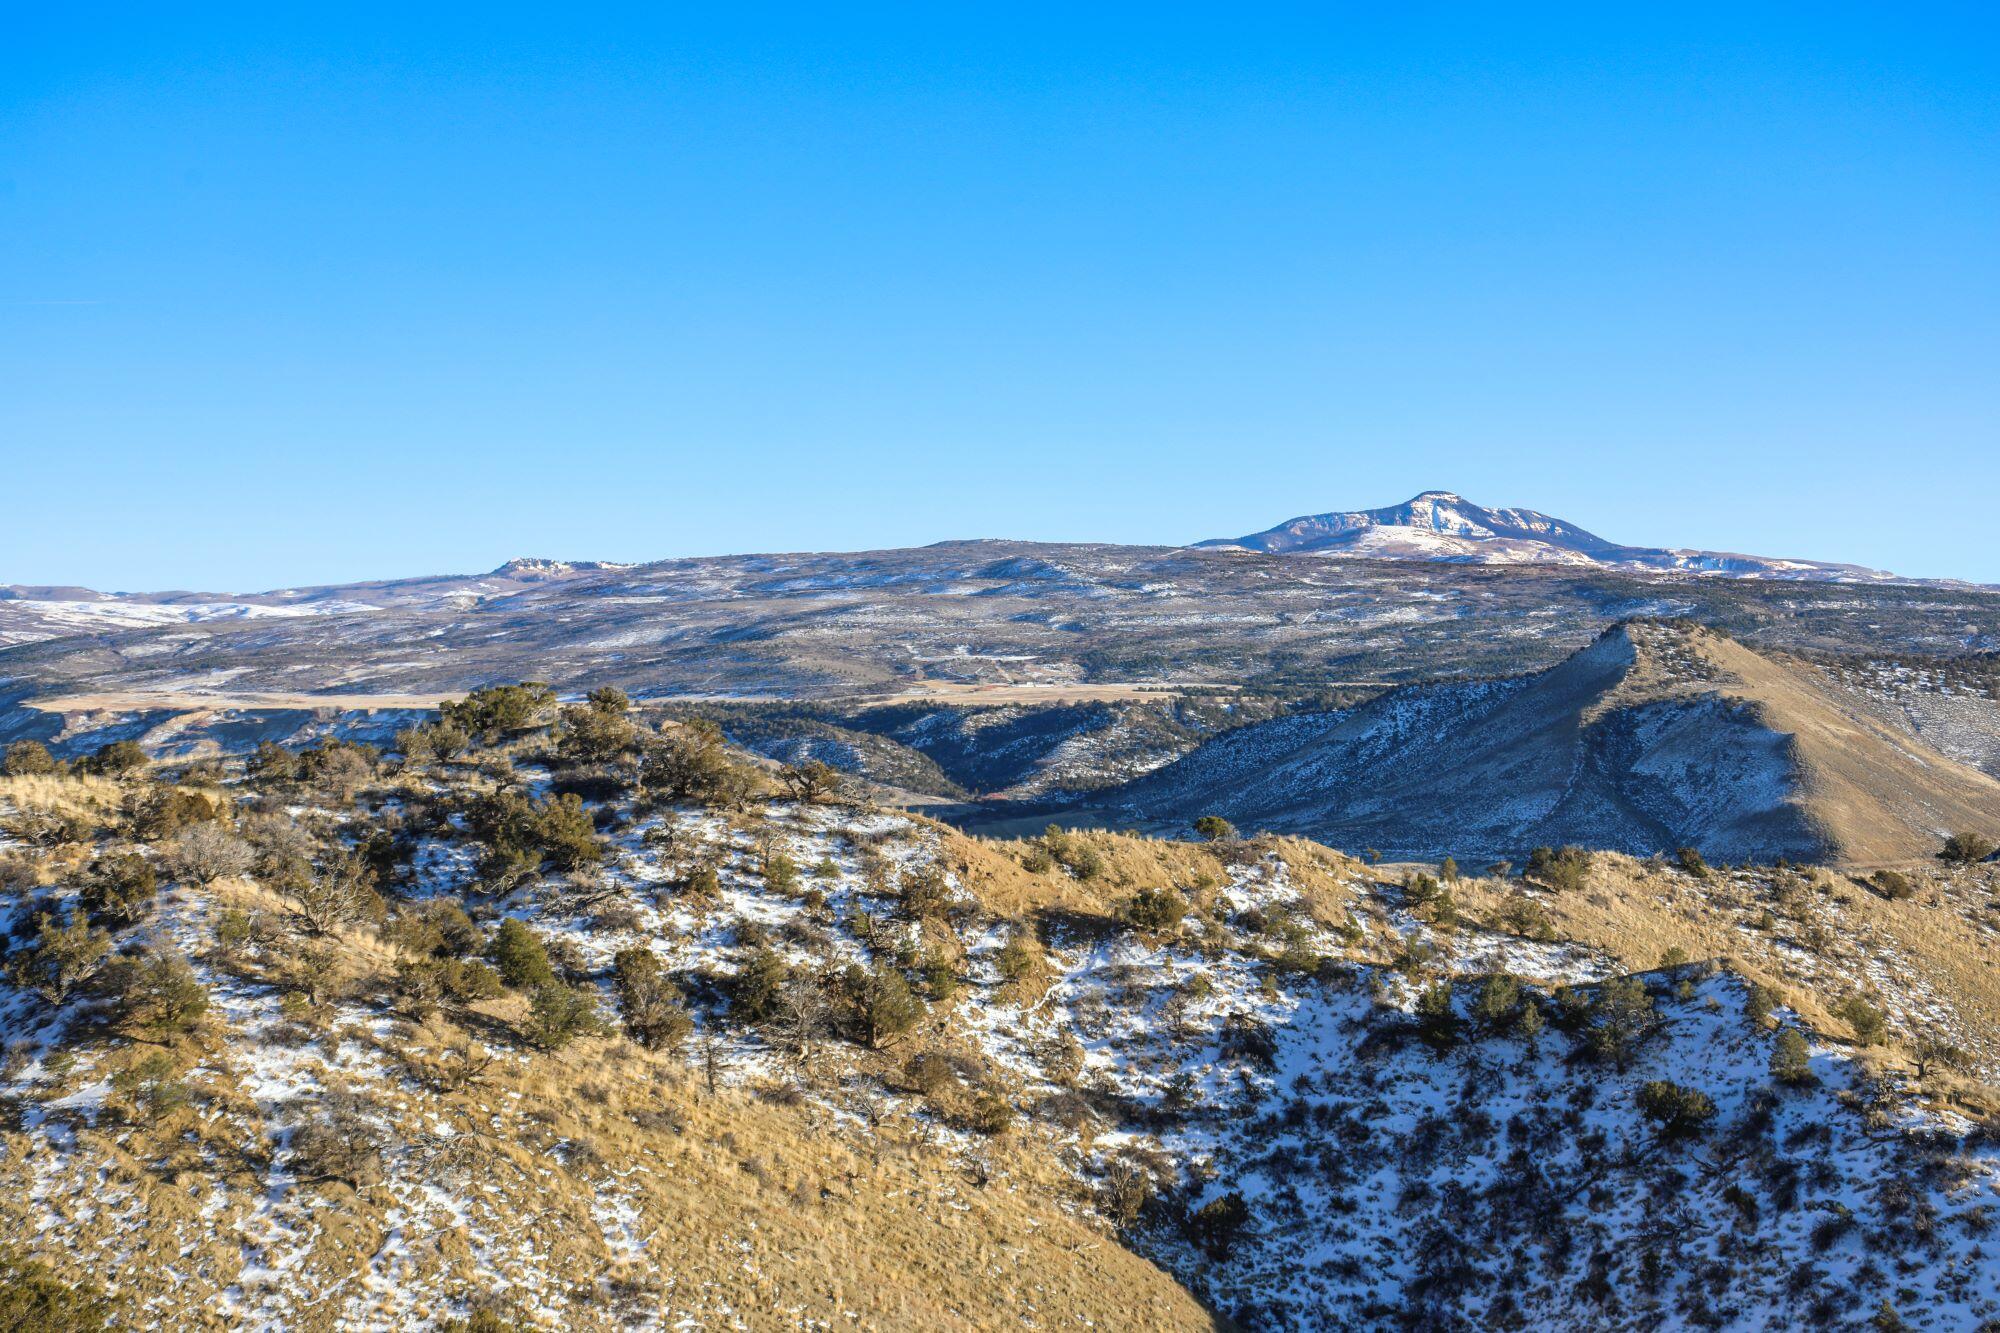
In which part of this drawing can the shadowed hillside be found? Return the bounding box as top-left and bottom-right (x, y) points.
(1085, 622), (2000, 864)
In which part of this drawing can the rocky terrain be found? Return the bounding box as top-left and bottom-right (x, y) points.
(3, 700), (1999, 1330)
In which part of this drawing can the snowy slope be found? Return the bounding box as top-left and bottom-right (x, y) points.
(1090, 621), (2000, 863)
(3, 754), (1997, 1329)
(965, 857), (2000, 1330)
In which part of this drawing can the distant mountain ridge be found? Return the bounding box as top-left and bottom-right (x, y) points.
(1198, 489), (1907, 582)
(0, 493), (1956, 651)
(0, 559), (622, 647)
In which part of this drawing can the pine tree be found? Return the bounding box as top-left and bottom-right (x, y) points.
(1770, 1026), (1815, 1087)
(491, 919), (556, 989)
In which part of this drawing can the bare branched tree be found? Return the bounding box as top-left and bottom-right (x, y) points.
(168, 823), (255, 886)
(289, 851), (375, 936)
(778, 760), (843, 805)
(698, 1027), (728, 1096)
(775, 976), (831, 1073)
(1099, 1158), (1153, 1229)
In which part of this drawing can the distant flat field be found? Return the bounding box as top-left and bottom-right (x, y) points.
(845, 680), (1240, 708)
(26, 689), (459, 713)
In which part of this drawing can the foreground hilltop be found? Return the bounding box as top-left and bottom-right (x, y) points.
(1, 699), (1998, 1328)
(1087, 621), (2000, 864)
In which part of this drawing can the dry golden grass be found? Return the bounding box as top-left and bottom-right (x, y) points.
(0, 771), (127, 817)
(1649, 627), (2000, 863)
(510, 1048), (1218, 1330)
(936, 820), (1233, 919)
(0, 995), (1222, 1331)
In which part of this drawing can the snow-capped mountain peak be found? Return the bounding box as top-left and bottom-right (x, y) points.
(489, 557), (635, 581)
(1197, 490), (1898, 582)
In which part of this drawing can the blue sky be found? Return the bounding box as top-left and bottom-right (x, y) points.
(4, 5), (1996, 589)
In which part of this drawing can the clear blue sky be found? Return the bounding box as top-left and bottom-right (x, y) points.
(4, 5), (1996, 590)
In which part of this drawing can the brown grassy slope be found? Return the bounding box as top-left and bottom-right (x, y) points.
(934, 818), (1363, 926)
(0, 772), (127, 817)
(1678, 627), (2000, 863)
(943, 816), (2000, 1117)
(9, 760), (1995, 1325)
(944, 810), (2000, 1106)
(0, 944), (1221, 1332)
(1, 1048), (1222, 1331)
(0, 774), (1226, 1330)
